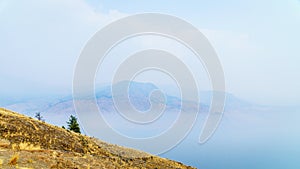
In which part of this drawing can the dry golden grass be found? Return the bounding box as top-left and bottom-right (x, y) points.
(0, 108), (195, 169)
(18, 142), (41, 151)
(0, 139), (10, 147)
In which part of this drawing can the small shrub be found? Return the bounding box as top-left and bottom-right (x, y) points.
(8, 154), (19, 165)
(27, 158), (33, 163)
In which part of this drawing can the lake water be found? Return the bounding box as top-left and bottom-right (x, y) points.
(160, 109), (300, 169)
(41, 102), (299, 169)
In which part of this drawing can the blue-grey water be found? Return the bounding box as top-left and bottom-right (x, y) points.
(159, 109), (300, 169)
(16, 104), (300, 169)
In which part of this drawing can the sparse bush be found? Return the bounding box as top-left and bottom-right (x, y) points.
(35, 112), (45, 122)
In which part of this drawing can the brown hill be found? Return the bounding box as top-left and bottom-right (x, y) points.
(0, 108), (195, 169)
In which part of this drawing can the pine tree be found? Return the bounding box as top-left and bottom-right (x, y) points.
(67, 115), (81, 133)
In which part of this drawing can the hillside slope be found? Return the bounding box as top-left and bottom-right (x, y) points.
(0, 108), (195, 169)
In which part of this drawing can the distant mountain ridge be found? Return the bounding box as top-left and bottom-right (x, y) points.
(2, 81), (258, 127)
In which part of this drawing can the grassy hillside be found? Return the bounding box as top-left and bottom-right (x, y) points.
(0, 108), (195, 169)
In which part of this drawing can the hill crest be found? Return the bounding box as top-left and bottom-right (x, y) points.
(0, 108), (195, 169)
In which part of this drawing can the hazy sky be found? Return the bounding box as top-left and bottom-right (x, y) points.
(0, 0), (299, 106)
